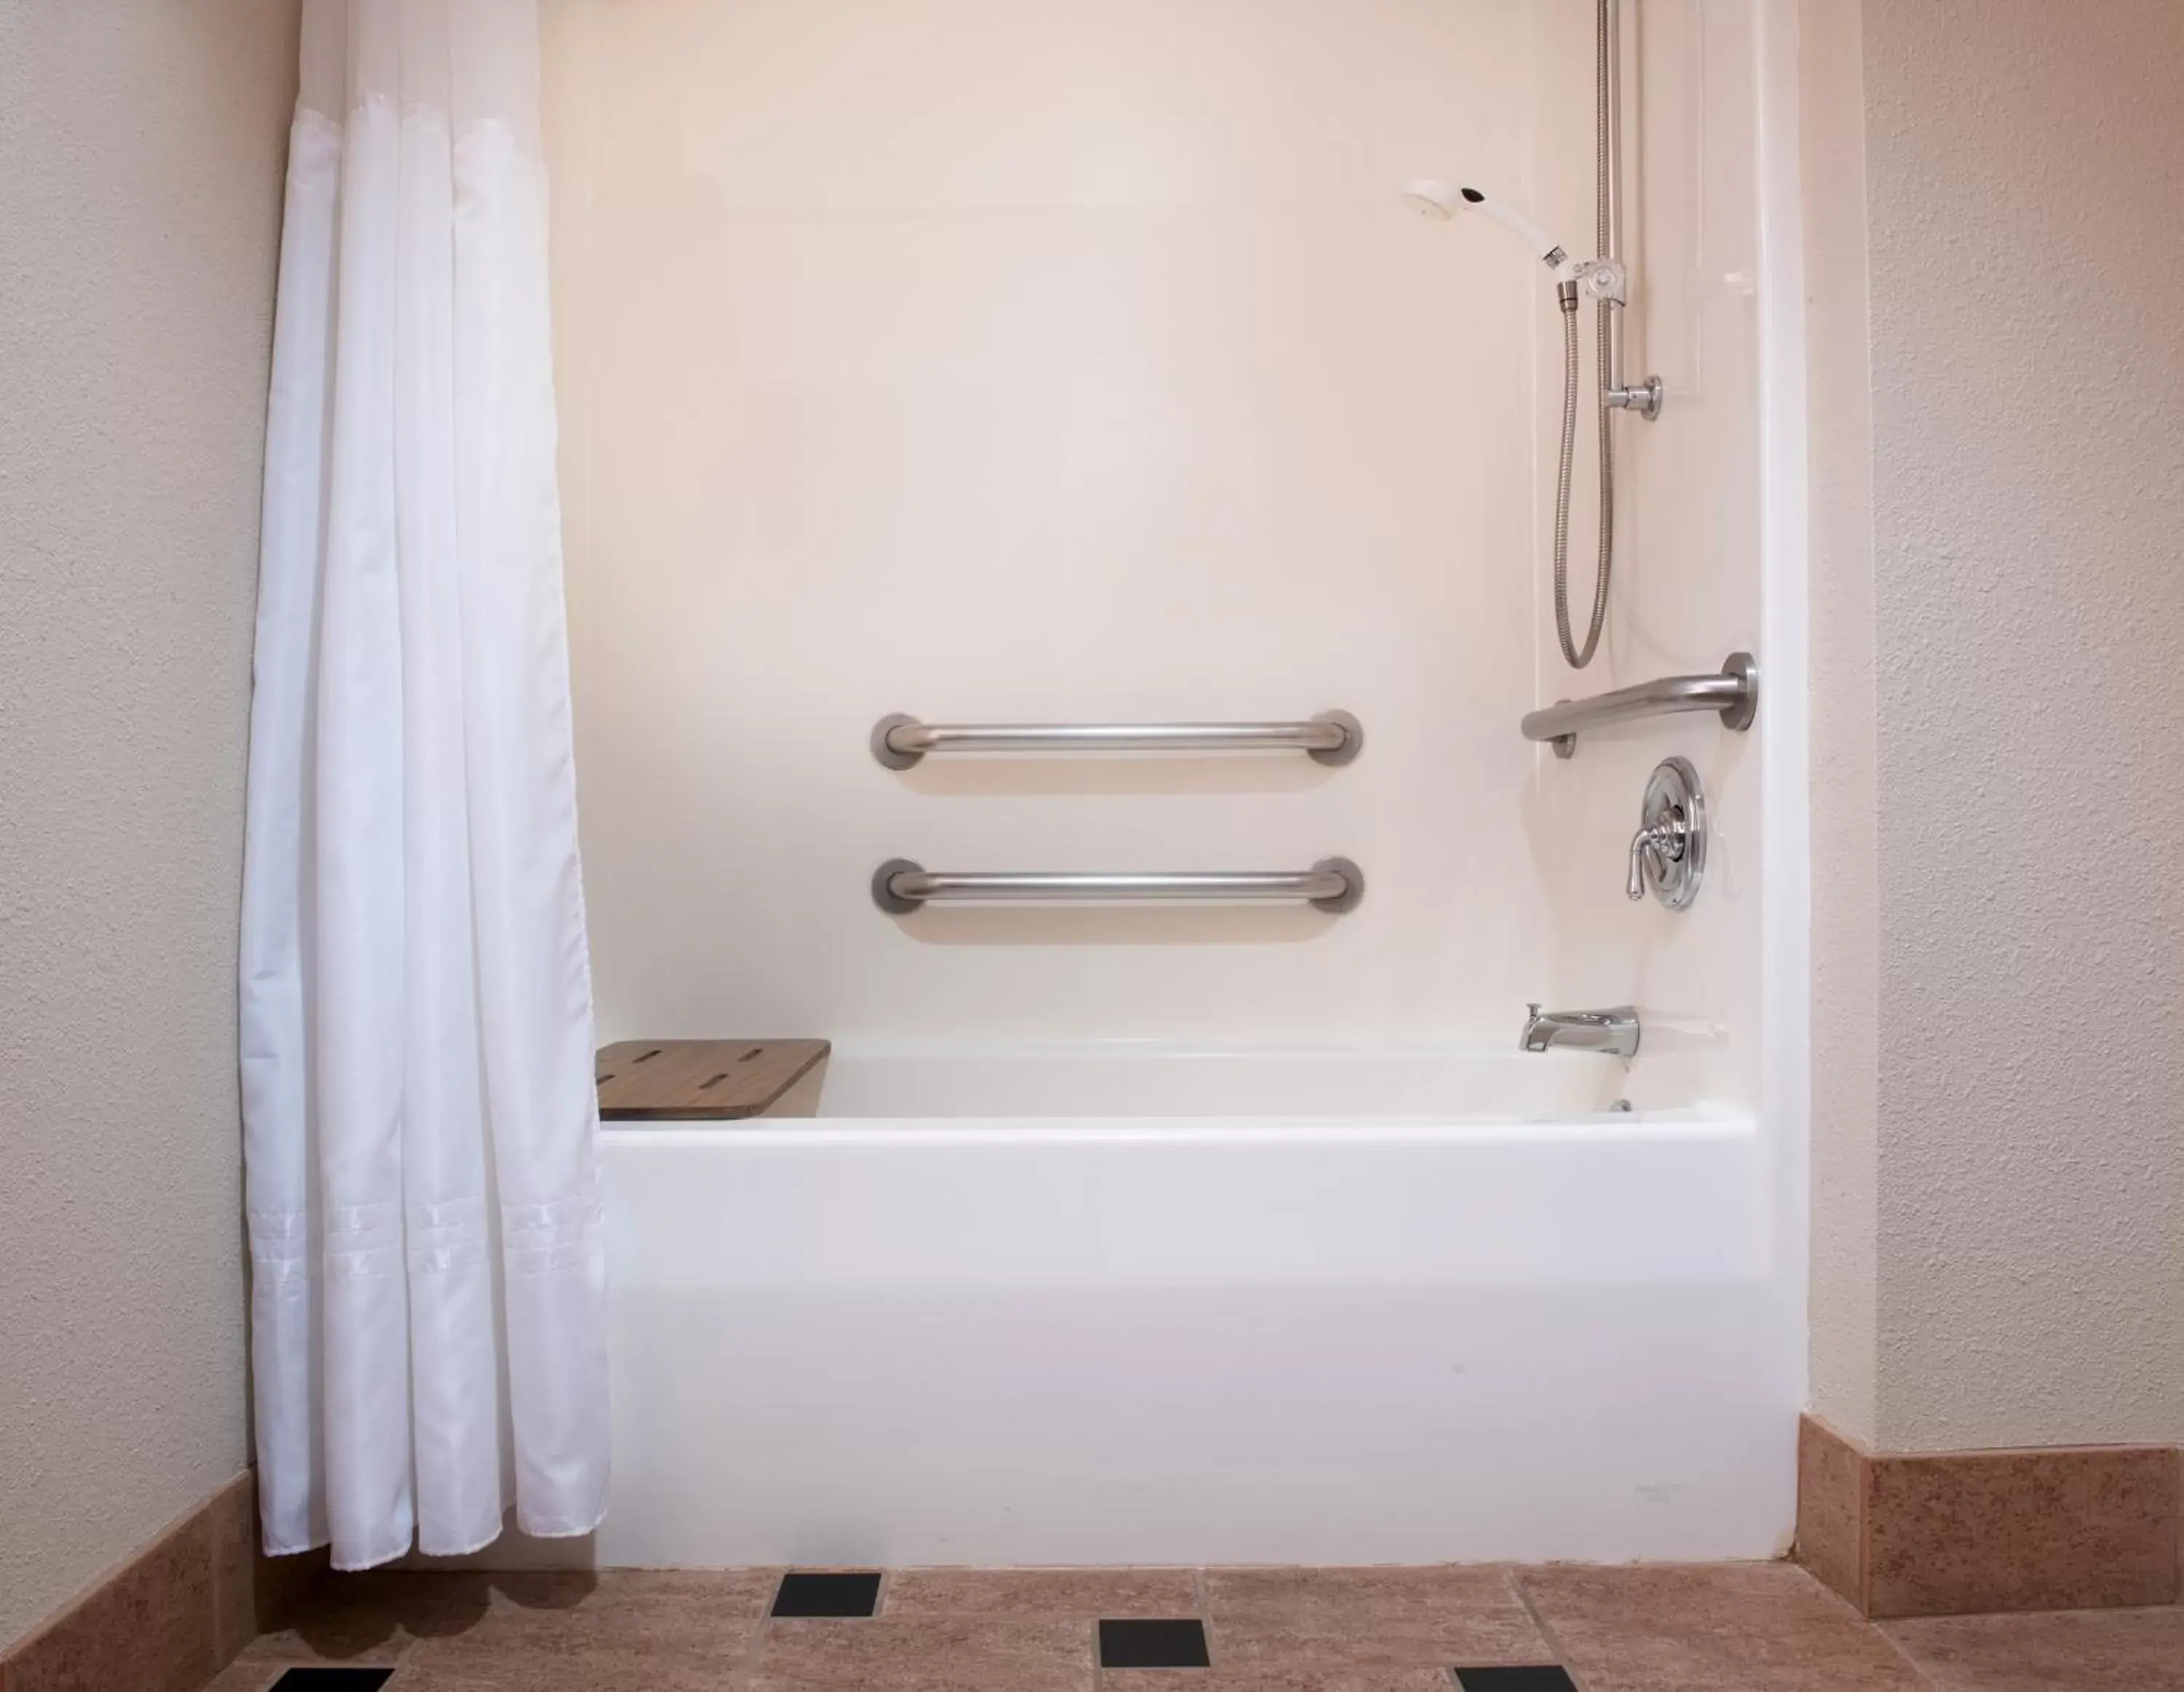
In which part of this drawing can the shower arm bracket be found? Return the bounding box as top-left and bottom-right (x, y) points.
(1591, 272), (1663, 419)
(1563, 263), (1662, 419)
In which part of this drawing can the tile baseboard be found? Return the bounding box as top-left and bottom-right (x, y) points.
(1796, 1413), (2182, 1618)
(1, 1470), (328, 1692)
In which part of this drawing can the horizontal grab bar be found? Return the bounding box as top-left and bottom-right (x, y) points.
(872, 711), (1362, 769)
(1521, 652), (1757, 757)
(871, 857), (1365, 915)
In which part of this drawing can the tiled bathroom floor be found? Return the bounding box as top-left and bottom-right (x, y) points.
(202, 1562), (2184, 1692)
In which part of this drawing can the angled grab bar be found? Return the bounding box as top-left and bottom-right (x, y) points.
(872, 711), (1362, 769)
(1520, 652), (1757, 757)
(871, 858), (1365, 915)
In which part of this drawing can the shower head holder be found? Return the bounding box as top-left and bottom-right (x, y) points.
(1575, 258), (1629, 304)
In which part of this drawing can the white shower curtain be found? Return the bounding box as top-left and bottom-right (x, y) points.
(240, 0), (608, 1566)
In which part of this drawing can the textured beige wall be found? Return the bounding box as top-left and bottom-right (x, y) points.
(0, 1), (298, 1651)
(1864, 0), (2184, 1452)
(1800, 0), (1880, 1446)
(1808, 0), (2184, 1451)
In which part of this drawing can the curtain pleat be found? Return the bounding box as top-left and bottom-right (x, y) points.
(240, 0), (607, 1569)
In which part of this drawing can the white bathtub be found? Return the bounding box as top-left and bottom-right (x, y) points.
(595, 1046), (1797, 1568)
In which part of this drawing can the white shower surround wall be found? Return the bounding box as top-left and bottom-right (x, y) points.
(541, 0), (1812, 1567)
(546, 0), (1557, 1059)
(598, 1061), (1783, 1567)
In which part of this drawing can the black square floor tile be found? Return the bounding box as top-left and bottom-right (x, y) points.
(1099, 1618), (1211, 1669)
(268, 1671), (397, 1691)
(1455, 1669), (1578, 1692)
(772, 1569), (884, 1618)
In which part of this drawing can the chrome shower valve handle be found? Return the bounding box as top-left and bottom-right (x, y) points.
(1629, 756), (1708, 909)
(1626, 816), (1685, 901)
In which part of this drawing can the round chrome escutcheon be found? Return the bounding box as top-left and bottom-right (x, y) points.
(1639, 755), (1707, 910)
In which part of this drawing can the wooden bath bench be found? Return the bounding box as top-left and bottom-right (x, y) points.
(595, 1038), (830, 1120)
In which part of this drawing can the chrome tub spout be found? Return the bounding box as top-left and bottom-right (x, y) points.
(1519, 1003), (1640, 1057)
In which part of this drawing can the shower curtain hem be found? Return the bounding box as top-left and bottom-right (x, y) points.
(260, 1536), (332, 1560)
(512, 1506), (609, 1541)
(330, 1536), (418, 1574)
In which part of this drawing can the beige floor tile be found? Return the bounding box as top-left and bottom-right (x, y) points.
(387, 1652), (743, 1691)
(752, 1616), (1094, 1691)
(1107, 1671), (1456, 1692)
(882, 1568), (1198, 1618)
(1884, 1605), (2184, 1692)
(197, 1665), (296, 1692)
(405, 1569), (774, 1672)
(1203, 1567), (1546, 1669)
(239, 1569), (475, 1664)
(1516, 1562), (1928, 1692)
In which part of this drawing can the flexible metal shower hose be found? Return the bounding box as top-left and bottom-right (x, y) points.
(1551, 0), (1618, 672)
